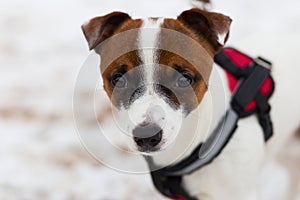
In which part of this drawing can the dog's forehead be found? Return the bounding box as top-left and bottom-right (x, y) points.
(137, 17), (213, 63)
(137, 17), (163, 66)
(138, 17), (213, 82)
(99, 15), (213, 71)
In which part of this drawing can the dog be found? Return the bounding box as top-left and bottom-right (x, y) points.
(81, 1), (300, 199)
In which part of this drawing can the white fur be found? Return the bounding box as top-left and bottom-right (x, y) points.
(138, 18), (161, 85)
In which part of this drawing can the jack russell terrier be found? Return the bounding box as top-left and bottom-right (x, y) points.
(81, 1), (300, 199)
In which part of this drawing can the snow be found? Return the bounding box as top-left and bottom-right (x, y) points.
(0, 0), (299, 199)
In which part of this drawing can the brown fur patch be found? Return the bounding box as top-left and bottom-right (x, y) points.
(176, 9), (231, 51)
(160, 18), (214, 83)
(82, 12), (131, 50)
(97, 19), (143, 73)
(161, 18), (217, 57)
(157, 50), (208, 112)
(158, 17), (214, 110)
(157, 10), (231, 111)
(82, 14), (144, 108)
(102, 50), (142, 100)
(98, 19), (143, 105)
(114, 18), (144, 35)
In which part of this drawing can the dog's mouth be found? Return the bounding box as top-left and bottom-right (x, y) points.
(134, 138), (168, 155)
(136, 146), (161, 154)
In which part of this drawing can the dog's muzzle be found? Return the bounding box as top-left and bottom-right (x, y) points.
(133, 123), (163, 152)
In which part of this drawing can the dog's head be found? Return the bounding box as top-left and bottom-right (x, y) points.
(82, 9), (231, 154)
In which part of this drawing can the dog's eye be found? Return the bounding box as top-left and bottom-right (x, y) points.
(175, 73), (194, 88)
(111, 73), (127, 88)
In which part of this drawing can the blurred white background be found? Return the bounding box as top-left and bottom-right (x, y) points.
(0, 0), (299, 199)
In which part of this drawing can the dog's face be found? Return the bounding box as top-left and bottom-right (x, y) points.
(82, 9), (231, 154)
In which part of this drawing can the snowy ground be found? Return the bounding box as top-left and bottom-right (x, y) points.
(0, 0), (299, 199)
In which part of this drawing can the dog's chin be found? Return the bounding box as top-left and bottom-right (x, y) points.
(134, 142), (170, 156)
(130, 144), (164, 155)
(137, 146), (162, 155)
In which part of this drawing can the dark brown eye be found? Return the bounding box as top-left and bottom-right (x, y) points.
(175, 73), (194, 88)
(111, 73), (127, 88)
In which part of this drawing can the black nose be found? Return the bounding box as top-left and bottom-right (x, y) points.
(133, 123), (162, 151)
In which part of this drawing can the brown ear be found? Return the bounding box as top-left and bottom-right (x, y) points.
(178, 8), (232, 51)
(81, 12), (131, 50)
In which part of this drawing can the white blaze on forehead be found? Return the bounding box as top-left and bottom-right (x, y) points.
(138, 18), (163, 86)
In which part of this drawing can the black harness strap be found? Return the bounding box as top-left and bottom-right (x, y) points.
(150, 170), (196, 200)
(146, 157), (197, 200)
(163, 110), (238, 176)
(148, 47), (275, 200)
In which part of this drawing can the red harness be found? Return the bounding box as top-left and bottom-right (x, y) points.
(222, 48), (274, 114)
